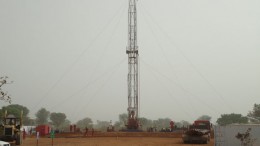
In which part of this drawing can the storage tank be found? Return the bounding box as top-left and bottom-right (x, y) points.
(214, 124), (260, 146)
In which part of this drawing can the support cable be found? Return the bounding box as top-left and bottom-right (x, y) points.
(49, 1), (127, 111)
(140, 58), (221, 115)
(139, 3), (234, 112)
(140, 57), (195, 120)
(71, 58), (127, 121)
(31, 1), (127, 111)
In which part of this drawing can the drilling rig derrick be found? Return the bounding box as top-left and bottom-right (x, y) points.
(126, 0), (140, 130)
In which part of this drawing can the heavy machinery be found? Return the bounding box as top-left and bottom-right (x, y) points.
(0, 111), (23, 145)
(125, 0), (141, 131)
(182, 120), (211, 144)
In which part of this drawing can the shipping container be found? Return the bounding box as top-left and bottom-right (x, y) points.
(36, 125), (50, 136)
(214, 124), (260, 146)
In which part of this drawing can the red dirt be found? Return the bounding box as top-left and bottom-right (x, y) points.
(22, 137), (214, 146)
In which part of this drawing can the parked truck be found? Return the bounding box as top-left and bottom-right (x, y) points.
(182, 120), (211, 144)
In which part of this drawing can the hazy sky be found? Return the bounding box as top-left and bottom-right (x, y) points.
(0, 0), (259, 124)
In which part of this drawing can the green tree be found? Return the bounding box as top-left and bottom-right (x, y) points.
(247, 103), (260, 123)
(139, 117), (153, 130)
(197, 115), (212, 121)
(76, 117), (93, 130)
(50, 112), (66, 129)
(0, 76), (12, 103)
(114, 113), (128, 130)
(153, 118), (171, 130)
(26, 118), (36, 126)
(119, 113), (128, 124)
(113, 121), (121, 130)
(175, 120), (190, 128)
(1, 104), (30, 124)
(35, 108), (50, 125)
(23, 117), (35, 126)
(94, 120), (110, 132)
(60, 119), (71, 131)
(216, 113), (248, 126)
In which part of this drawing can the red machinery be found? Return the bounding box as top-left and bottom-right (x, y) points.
(182, 120), (211, 144)
(126, 111), (139, 129)
(36, 125), (50, 136)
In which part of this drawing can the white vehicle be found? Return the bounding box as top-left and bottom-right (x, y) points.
(0, 141), (10, 146)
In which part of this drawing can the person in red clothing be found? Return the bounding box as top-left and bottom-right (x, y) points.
(23, 128), (26, 139)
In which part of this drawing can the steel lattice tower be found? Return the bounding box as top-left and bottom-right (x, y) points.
(126, 0), (139, 129)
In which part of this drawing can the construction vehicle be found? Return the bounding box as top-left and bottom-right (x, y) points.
(182, 120), (211, 144)
(0, 111), (23, 145)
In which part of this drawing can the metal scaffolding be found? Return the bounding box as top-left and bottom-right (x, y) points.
(126, 0), (139, 129)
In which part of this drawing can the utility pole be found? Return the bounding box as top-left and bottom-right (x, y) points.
(126, 0), (139, 130)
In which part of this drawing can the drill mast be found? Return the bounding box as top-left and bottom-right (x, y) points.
(126, 0), (139, 129)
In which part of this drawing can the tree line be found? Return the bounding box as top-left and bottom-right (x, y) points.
(0, 103), (259, 132)
(0, 105), (190, 132)
(1, 77), (260, 131)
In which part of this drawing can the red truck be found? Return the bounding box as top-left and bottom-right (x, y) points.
(182, 120), (211, 144)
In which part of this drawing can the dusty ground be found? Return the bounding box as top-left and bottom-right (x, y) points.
(22, 137), (214, 146)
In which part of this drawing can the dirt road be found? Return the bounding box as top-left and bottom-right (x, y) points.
(22, 137), (214, 146)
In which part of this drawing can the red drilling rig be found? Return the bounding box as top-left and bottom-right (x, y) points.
(125, 0), (140, 130)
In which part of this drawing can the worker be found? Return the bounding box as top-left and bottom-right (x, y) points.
(70, 125), (72, 133)
(29, 128), (32, 135)
(23, 128), (26, 140)
(84, 127), (88, 136)
(91, 128), (94, 136)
